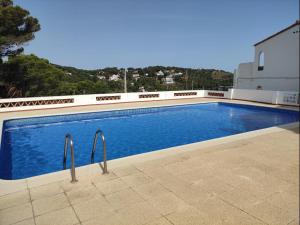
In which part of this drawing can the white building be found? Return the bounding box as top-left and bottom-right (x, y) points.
(163, 76), (175, 84)
(132, 73), (140, 81)
(234, 20), (299, 92)
(138, 86), (146, 92)
(156, 70), (164, 76)
(109, 74), (120, 81)
(173, 72), (183, 76)
(97, 75), (106, 80)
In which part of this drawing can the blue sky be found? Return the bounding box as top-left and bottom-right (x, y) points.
(15, 0), (299, 72)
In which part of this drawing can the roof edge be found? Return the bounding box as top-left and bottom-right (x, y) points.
(254, 20), (300, 46)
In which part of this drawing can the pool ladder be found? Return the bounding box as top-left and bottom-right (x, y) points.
(91, 129), (108, 174)
(63, 129), (108, 183)
(63, 134), (77, 183)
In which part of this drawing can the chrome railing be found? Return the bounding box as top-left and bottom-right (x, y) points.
(63, 134), (77, 183)
(91, 129), (108, 174)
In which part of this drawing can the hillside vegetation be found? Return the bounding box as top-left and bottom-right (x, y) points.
(0, 54), (233, 98)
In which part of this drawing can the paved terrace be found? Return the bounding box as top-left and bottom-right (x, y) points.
(0, 98), (299, 225)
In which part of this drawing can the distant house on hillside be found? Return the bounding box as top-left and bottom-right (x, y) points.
(139, 86), (146, 92)
(171, 72), (183, 76)
(109, 74), (120, 81)
(65, 72), (72, 76)
(163, 76), (175, 84)
(97, 75), (106, 80)
(234, 20), (299, 92)
(132, 73), (140, 81)
(156, 70), (164, 76)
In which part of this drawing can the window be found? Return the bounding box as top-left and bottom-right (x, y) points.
(258, 51), (264, 71)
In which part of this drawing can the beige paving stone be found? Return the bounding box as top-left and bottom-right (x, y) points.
(75, 164), (103, 180)
(13, 218), (35, 225)
(72, 196), (114, 222)
(112, 165), (140, 177)
(131, 181), (170, 200)
(144, 217), (173, 225)
(32, 193), (70, 216)
(245, 200), (298, 225)
(115, 201), (161, 225)
(146, 192), (190, 216)
(266, 191), (299, 216)
(26, 171), (68, 189)
(134, 159), (165, 173)
(105, 187), (145, 210)
(228, 162), (271, 182)
(60, 178), (93, 193)
(0, 190), (30, 210)
(35, 206), (79, 225)
(190, 176), (235, 196)
(91, 172), (118, 184)
(286, 184), (299, 197)
(81, 212), (127, 225)
(120, 171), (153, 187)
(176, 166), (219, 184)
(159, 154), (191, 166)
(155, 176), (210, 205)
(202, 209), (266, 225)
(0, 180), (27, 197)
(192, 194), (264, 225)
(163, 160), (199, 176)
(141, 167), (175, 182)
(30, 182), (63, 200)
(219, 186), (265, 210)
(66, 184), (101, 205)
(94, 178), (128, 195)
(288, 218), (299, 225)
(0, 203), (33, 225)
(235, 175), (291, 200)
(166, 206), (206, 225)
(270, 166), (299, 185)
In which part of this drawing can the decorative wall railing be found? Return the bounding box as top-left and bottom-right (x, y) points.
(139, 94), (160, 99)
(174, 92), (197, 96)
(96, 96), (121, 101)
(0, 98), (74, 108)
(207, 92), (225, 97)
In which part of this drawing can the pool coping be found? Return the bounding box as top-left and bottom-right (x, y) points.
(0, 99), (299, 193)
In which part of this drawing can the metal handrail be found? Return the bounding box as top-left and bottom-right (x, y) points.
(63, 134), (77, 183)
(91, 129), (108, 174)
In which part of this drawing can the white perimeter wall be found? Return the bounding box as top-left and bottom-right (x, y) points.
(230, 89), (299, 106)
(0, 90), (205, 112)
(0, 89), (299, 112)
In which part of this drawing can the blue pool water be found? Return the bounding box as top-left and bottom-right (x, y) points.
(0, 102), (299, 180)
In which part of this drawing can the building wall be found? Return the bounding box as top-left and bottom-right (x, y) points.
(235, 23), (299, 92)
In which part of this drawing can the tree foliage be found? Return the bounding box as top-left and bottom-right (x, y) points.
(0, 54), (233, 98)
(0, 0), (40, 59)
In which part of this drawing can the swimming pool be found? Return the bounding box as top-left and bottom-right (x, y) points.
(0, 102), (299, 180)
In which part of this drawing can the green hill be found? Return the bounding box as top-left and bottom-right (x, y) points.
(0, 54), (233, 98)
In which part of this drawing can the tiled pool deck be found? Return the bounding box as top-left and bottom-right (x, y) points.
(0, 98), (299, 225)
